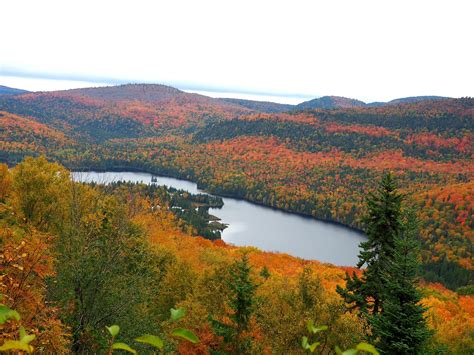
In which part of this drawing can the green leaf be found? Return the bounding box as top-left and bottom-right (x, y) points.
(19, 326), (26, 340)
(171, 328), (199, 343)
(0, 340), (33, 353)
(135, 334), (163, 349)
(301, 337), (319, 352)
(107, 325), (120, 337)
(0, 304), (21, 324)
(170, 307), (186, 322)
(335, 346), (343, 355)
(309, 342), (320, 352)
(302, 336), (309, 349)
(342, 349), (358, 355)
(112, 342), (137, 354)
(356, 342), (379, 354)
(306, 320), (327, 334)
(22, 334), (36, 345)
(18, 326), (35, 344)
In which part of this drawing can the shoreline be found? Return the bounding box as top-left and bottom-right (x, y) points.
(71, 165), (367, 237)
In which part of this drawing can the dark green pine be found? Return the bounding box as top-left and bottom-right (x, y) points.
(371, 208), (432, 354)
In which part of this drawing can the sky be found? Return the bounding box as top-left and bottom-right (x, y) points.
(1, 0), (473, 104)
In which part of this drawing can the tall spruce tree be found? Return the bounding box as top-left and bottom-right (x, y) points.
(372, 207), (431, 353)
(337, 173), (431, 353)
(337, 172), (404, 315)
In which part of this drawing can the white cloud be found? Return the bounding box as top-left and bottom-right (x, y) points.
(1, 0), (473, 102)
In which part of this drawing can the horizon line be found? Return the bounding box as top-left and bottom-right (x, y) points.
(0, 69), (317, 101)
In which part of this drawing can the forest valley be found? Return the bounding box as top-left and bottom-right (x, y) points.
(0, 157), (473, 354)
(0, 85), (472, 290)
(0, 84), (472, 352)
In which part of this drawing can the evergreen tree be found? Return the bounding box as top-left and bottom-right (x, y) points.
(228, 253), (257, 353)
(337, 172), (404, 315)
(372, 207), (431, 354)
(211, 253), (257, 353)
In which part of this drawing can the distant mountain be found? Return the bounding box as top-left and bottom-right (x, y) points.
(295, 96), (366, 110)
(0, 84), (253, 140)
(0, 85), (29, 96)
(218, 98), (294, 113)
(367, 96), (450, 107)
(63, 83), (189, 103)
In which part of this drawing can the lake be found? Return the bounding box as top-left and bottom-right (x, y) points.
(72, 171), (366, 266)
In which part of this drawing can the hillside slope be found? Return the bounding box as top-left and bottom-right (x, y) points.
(296, 96), (366, 110)
(0, 85), (472, 290)
(0, 85), (29, 95)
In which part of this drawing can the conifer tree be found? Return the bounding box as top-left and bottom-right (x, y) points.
(337, 172), (404, 315)
(211, 253), (257, 353)
(371, 207), (431, 353)
(228, 253), (257, 353)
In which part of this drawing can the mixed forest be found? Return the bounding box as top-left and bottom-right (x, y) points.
(0, 84), (473, 352)
(1, 157), (473, 353)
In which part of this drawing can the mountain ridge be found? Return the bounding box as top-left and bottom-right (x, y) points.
(0, 85), (30, 96)
(0, 83), (455, 110)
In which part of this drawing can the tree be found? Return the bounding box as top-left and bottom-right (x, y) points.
(337, 173), (431, 353)
(228, 253), (257, 353)
(11, 156), (71, 233)
(211, 253), (257, 353)
(0, 163), (12, 203)
(371, 207), (431, 353)
(49, 188), (162, 352)
(337, 172), (404, 316)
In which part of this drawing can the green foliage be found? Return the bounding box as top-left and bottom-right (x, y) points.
(0, 304), (36, 354)
(171, 329), (199, 343)
(371, 207), (432, 353)
(11, 155), (71, 232)
(104, 181), (225, 240)
(302, 320), (327, 352)
(301, 320), (378, 355)
(107, 325), (120, 338)
(210, 253), (258, 353)
(456, 284), (474, 296)
(307, 320), (328, 334)
(112, 342), (137, 354)
(135, 334), (164, 350)
(338, 174), (431, 353)
(0, 304), (20, 324)
(335, 342), (379, 355)
(106, 307), (198, 354)
(47, 183), (163, 352)
(260, 265), (271, 279)
(170, 307), (186, 322)
(338, 172), (404, 316)
(228, 254), (256, 332)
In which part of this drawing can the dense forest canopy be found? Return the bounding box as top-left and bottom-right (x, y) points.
(0, 157), (473, 353)
(0, 87), (473, 285)
(2, 86), (471, 289)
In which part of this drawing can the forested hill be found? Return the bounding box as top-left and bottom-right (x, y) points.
(2, 157), (473, 353)
(0, 84), (472, 290)
(367, 95), (451, 107)
(0, 85), (29, 96)
(295, 95), (366, 110)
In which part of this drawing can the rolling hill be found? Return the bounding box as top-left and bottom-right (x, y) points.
(0, 84), (472, 290)
(295, 95), (366, 110)
(0, 85), (29, 96)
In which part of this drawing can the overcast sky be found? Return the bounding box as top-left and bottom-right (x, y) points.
(1, 0), (473, 103)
